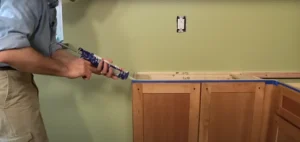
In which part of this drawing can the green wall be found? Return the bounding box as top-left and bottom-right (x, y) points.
(34, 0), (300, 142)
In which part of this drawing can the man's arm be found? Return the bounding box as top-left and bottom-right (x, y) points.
(50, 48), (78, 65)
(50, 48), (118, 80)
(51, 48), (99, 73)
(0, 47), (68, 76)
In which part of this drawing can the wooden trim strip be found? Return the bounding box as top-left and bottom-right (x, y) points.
(250, 83), (265, 141)
(260, 84), (281, 142)
(132, 83), (144, 142)
(188, 83), (201, 142)
(260, 85), (273, 142)
(230, 74), (261, 80)
(199, 83), (211, 142)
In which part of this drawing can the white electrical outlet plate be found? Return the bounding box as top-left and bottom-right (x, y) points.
(177, 16), (186, 33)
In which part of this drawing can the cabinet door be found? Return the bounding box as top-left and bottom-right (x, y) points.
(277, 84), (300, 128)
(132, 83), (201, 142)
(199, 82), (265, 142)
(274, 115), (300, 142)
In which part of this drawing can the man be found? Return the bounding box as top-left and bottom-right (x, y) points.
(0, 0), (117, 141)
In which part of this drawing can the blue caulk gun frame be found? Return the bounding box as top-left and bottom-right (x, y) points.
(78, 48), (130, 80)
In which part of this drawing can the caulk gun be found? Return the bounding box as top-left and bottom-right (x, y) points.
(57, 43), (133, 80)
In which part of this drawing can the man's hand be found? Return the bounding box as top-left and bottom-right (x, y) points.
(52, 49), (118, 80)
(51, 49), (91, 79)
(91, 58), (118, 80)
(64, 58), (93, 80)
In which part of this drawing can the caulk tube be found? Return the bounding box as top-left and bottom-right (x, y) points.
(78, 48), (130, 80)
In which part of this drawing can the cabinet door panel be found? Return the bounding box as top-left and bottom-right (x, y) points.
(274, 115), (300, 142)
(199, 82), (265, 142)
(143, 93), (190, 142)
(277, 85), (300, 128)
(132, 83), (201, 142)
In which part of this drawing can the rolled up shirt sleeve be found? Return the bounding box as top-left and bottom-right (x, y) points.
(49, 41), (63, 55)
(0, 0), (40, 51)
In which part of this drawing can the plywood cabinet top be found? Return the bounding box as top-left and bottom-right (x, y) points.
(130, 72), (300, 95)
(286, 83), (300, 90)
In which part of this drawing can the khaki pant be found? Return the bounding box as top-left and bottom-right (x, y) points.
(0, 70), (48, 142)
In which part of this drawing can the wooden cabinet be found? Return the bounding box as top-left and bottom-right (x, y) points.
(132, 82), (266, 142)
(131, 74), (300, 142)
(271, 84), (300, 142)
(277, 85), (300, 129)
(199, 82), (265, 142)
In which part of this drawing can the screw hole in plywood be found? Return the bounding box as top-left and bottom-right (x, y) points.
(183, 76), (190, 80)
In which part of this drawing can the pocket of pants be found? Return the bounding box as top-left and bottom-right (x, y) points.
(0, 132), (32, 142)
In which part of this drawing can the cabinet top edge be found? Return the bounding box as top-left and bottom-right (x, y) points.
(131, 79), (300, 94)
(131, 79), (275, 84)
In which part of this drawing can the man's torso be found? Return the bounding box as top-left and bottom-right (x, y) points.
(0, 0), (58, 67)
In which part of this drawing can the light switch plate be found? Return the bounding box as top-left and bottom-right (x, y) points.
(177, 16), (186, 33)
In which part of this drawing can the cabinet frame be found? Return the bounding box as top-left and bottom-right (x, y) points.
(277, 85), (300, 128)
(131, 78), (300, 142)
(199, 82), (265, 142)
(132, 83), (201, 142)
